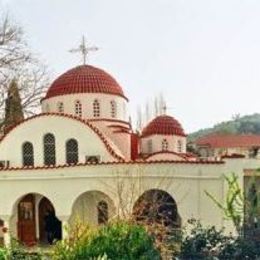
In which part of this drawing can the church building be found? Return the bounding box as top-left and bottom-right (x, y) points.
(0, 60), (259, 246)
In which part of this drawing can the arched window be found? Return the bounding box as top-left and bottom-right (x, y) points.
(162, 139), (168, 151)
(45, 104), (50, 113)
(22, 142), (34, 166)
(97, 200), (108, 224)
(147, 140), (153, 153)
(43, 133), (56, 165)
(93, 99), (100, 117)
(110, 100), (117, 118)
(57, 102), (64, 113)
(75, 101), (82, 117)
(66, 139), (78, 164)
(177, 140), (182, 153)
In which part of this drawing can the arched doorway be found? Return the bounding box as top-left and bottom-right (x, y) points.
(38, 197), (62, 244)
(16, 193), (61, 246)
(70, 191), (115, 227)
(133, 189), (181, 229)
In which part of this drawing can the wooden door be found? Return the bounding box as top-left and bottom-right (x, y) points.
(17, 194), (36, 246)
(38, 197), (55, 243)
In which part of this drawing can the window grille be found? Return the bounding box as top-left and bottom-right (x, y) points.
(147, 140), (153, 153)
(110, 101), (117, 118)
(162, 139), (168, 151)
(177, 140), (182, 153)
(22, 142), (34, 166)
(93, 99), (100, 117)
(97, 200), (108, 224)
(66, 139), (78, 164)
(75, 101), (82, 117)
(57, 102), (64, 113)
(43, 133), (56, 165)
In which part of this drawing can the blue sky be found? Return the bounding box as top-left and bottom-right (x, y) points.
(1, 0), (260, 133)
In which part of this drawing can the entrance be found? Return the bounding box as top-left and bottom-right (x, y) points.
(17, 194), (36, 246)
(38, 197), (62, 244)
(17, 193), (61, 246)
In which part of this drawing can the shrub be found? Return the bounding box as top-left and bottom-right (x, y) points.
(52, 220), (160, 260)
(178, 220), (232, 260)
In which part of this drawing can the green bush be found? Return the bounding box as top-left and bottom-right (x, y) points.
(219, 238), (260, 260)
(52, 221), (160, 260)
(0, 248), (7, 260)
(178, 220), (232, 260)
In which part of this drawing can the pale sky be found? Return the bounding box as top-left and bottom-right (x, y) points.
(1, 0), (260, 133)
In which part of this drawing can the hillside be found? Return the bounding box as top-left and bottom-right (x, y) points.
(188, 113), (260, 142)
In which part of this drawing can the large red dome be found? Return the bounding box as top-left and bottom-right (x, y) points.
(43, 65), (127, 100)
(142, 115), (186, 137)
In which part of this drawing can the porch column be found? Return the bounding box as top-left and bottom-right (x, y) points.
(58, 215), (70, 240)
(1, 216), (11, 247)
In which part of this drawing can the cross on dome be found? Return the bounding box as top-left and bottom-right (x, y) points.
(69, 36), (99, 65)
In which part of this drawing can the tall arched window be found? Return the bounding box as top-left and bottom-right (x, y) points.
(110, 100), (117, 118)
(45, 104), (50, 113)
(93, 99), (100, 117)
(147, 140), (153, 153)
(66, 139), (78, 164)
(43, 133), (56, 165)
(177, 140), (182, 153)
(75, 100), (82, 117)
(57, 102), (64, 113)
(97, 201), (108, 224)
(22, 142), (34, 166)
(162, 139), (168, 151)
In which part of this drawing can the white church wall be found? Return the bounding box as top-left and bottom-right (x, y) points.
(0, 115), (118, 167)
(91, 120), (131, 159)
(146, 153), (186, 161)
(41, 93), (128, 122)
(0, 161), (232, 235)
(141, 134), (186, 154)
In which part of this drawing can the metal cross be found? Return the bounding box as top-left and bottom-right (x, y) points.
(69, 36), (99, 65)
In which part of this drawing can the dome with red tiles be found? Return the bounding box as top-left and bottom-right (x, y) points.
(43, 65), (127, 100)
(142, 115), (186, 137)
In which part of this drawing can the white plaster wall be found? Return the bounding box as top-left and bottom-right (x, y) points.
(41, 94), (128, 122)
(91, 120), (131, 159)
(141, 135), (186, 154)
(146, 153), (186, 161)
(0, 115), (118, 167)
(0, 158), (259, 238)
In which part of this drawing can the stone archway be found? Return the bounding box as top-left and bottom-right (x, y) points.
(133, 189), (181, 229)
(70, 191), (116, 227)
(13, 193), (61, 246)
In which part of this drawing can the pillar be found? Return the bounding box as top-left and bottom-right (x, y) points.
(57, 215), (70, 240)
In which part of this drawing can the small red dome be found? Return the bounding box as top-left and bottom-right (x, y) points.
(142, 115), (186, 137)
(43, 65), (127, 100)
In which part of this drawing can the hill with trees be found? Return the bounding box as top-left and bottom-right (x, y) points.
(188, 113), (260, 141)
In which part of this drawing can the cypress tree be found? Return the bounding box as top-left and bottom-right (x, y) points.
(4, 79), (24, 131)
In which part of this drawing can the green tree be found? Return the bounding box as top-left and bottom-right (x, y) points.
(205, 173), (243, 234)
(4, 79), (24, 130)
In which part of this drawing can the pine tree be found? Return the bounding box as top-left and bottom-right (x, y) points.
(4, 79), (24, 131)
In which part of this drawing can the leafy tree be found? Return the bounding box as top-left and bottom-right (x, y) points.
(205, 173), (243, 234)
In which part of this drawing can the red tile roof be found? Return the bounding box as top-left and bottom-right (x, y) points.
(196, 134), (260, 148)
(142, 115), (186, 137)
(43, 65), (128, 101)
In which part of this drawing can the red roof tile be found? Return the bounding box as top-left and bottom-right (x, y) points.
(43, 65), (127, 101)
(196, 134), (260, 148)
(142, 115), (186, 137)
